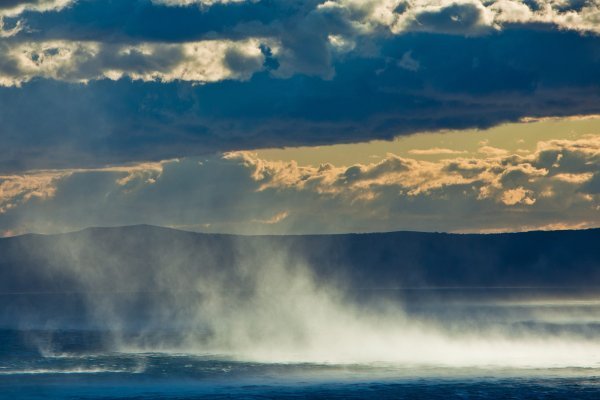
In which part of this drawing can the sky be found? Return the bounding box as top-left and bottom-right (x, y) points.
(0, 0), (599, 236)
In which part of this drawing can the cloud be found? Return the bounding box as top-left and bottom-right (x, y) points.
(0, 0), (74, 37)
(252, 210), (289, 224)
(314, 0), (600, 36)
(0, 38), (266, 86)
(408, 148), (467, 155)
(0, 1), (597, 236)
(1, 135), (597, 235)
(152, 0), (253, 6)
(404, 1), (495, 35)
(0, 172), (64, 214)
(0, 16), (23, 37)
(478, 145), (509, 156)
(500, 187), (536, 206)
(0, 0), (73, 16)
(397, 50), (419, 71)
(6, 1), (600, 78)
(0, 1), (599, 170)
(1, 27), (600, 171)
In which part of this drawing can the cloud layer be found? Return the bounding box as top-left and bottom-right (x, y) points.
(0, 38), (266, 86)
(0, 0), (599, 170)
(1, 135), (597, 235)
(3, 0), (600, 82)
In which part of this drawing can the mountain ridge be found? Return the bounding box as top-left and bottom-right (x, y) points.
(4, 223), (599, 240)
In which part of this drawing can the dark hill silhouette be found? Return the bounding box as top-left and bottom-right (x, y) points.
(1, 225), (598, 291)
(0, 225), (598, 328)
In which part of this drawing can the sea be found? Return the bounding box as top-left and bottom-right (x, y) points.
(1, 334), (600, 400)
(1, 289), (600, 399)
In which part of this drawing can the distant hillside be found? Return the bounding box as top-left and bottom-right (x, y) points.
(1, 225), (598, 291)
(0, 226), (598, 328)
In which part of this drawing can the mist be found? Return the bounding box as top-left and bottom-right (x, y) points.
(1, 226), (599, 369)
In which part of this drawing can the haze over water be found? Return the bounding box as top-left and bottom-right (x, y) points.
(1, 227), (599, 399)
(2, 289), (600, 399)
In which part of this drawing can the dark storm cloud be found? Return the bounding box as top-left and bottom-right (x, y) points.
(12, 0), (287, 42)
(0, 27), (599, 170)
(0, 0), (599, 170)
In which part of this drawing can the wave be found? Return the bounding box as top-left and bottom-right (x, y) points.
(0, 366), (145, 375)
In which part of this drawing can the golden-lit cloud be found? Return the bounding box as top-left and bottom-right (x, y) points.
(478, 146), (509, 157)
(408, 148), (467, 155)
(1, 135), (597, 236)
(500, 187), (536, 206)
(0, 172), (67, 214)
(0, 161), (165, 214)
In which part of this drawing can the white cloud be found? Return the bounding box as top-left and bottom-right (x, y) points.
(316, 0), (600, 37)
(0, 39), (267, 86)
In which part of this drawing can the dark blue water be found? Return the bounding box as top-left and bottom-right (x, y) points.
(1, 330), (599, 399)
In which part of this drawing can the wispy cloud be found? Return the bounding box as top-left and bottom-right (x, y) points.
(408, 148), (467, 156)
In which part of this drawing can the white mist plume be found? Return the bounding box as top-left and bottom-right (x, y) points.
(27, 229), (600, 369)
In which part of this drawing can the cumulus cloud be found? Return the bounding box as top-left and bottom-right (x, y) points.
(0, 38), (266, 86)
(0, 136), (597, 235)
(318, 0), (600, 36)
(501, 187), (536, 206)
